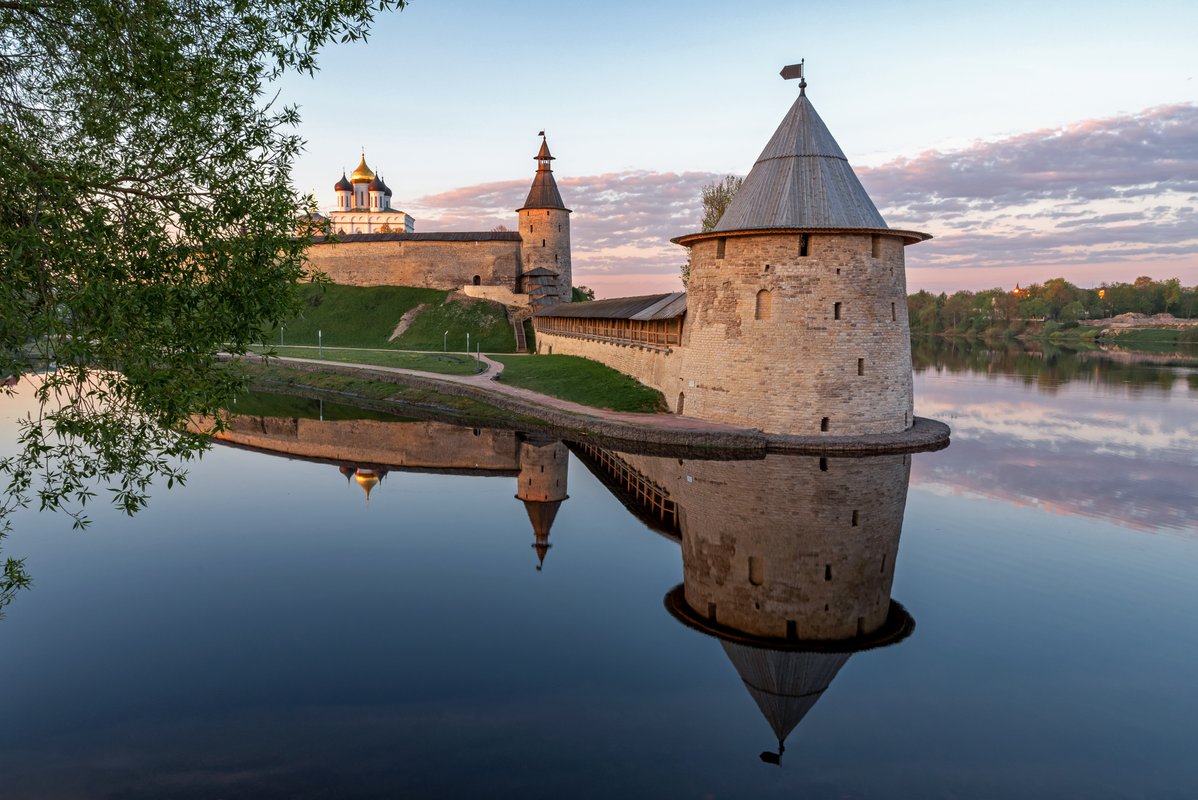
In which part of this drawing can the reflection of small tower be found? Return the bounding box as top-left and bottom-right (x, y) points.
(517, 134), (572, 305)
(516, 438), (569, 570)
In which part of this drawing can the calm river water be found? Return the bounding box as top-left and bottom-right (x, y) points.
(1, 340), (1196, 799)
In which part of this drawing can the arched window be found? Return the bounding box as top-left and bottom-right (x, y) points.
(677, 392), (685, 415)
(472, 275), (481, 286)
(755, 289), (772, 321)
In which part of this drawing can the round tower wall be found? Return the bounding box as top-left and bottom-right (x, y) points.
(680, 232), (913, 436)
(519, 208), (572, 302)
(670, 454), (911, 641)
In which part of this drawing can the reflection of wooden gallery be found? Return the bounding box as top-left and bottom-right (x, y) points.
(573, 448), (916, 763)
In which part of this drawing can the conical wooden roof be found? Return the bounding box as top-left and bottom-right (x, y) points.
(720, 642), (852, 745)
(519, 137), (568, 211)
(712, 93), (887, 232)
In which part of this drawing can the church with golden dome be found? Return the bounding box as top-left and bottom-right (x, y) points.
(326, 152), (415, 234)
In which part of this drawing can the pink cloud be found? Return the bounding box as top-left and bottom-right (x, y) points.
(407, 104), (1198, 297)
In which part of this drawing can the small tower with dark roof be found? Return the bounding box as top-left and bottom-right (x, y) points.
(517, 134), (573, 304)
(672, 65), (931, 436)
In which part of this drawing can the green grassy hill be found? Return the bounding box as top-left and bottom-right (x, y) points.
(491, 355), (667, 413)
(268, 284), (517, 352)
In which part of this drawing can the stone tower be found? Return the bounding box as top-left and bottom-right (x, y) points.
(515, 437), (569, 570)
(517, 135), (572, 305)
(673, 70), (931, 436)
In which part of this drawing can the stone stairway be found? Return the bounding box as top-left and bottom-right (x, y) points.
(510, 309), (531, 353)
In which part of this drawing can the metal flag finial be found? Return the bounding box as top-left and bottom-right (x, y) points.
(780, 59), (807, 95)
(538, 130), (545, 137)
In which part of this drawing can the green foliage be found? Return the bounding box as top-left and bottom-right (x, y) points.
(0, 0), (405, 587)
(492, 355), (667, 413)
(701, 175), (744, 233)
(572, 286), (597, 302)
(681, 174), (742, 287)
(256, 346), (483, 375)
(908, 275), (1198, 341)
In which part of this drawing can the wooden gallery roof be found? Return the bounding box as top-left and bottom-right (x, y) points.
(532, 292), (687, 321)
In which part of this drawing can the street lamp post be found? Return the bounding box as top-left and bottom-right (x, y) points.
(443, 330), (448, 352)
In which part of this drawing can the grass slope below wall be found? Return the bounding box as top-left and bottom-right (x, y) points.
(268, 284), (517, 352)
(491, 355), (667, 413)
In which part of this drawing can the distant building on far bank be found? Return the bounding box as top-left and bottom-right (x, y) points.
(326, 152), (415, 234)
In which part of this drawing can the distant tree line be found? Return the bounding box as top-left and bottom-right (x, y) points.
(909, 276), (1198, 336)
(913, 337), (1198, 393)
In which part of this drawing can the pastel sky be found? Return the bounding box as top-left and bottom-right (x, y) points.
(280, 0), (1198, 298)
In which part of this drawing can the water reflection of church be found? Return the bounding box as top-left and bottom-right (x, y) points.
(216, 415), (569, 571)
(213, 413), (915, 760)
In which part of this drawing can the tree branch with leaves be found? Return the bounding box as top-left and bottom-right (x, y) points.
(0, 0), (406, 612)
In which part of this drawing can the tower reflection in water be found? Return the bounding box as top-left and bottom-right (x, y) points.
(210, 402), (916, 764)
(573, 446), (915, 764)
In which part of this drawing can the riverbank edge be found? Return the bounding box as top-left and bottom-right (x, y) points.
(227, 354), (951, 457)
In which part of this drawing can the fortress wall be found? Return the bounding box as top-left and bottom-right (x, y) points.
(532, 331), (683, 409)
(462, 285), (530, 306)
(617, 451), (911, 640)
(306, 239), (523, 290)
(215, 417), (521, 471)
(680, 233), (913, 436)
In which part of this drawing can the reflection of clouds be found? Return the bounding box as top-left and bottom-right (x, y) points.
(915, 373), (1198, 533)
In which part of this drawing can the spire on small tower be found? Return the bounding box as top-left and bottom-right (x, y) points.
(519, 131), (567, 210)
(534, 131), (555, 170)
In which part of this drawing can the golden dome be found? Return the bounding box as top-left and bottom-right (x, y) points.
(350, 153), (375, 184)
(355, 468), (380, 500)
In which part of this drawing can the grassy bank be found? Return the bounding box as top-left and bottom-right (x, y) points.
(250, 346), (483, 375)
(269, 284), (517, 352)
(492, 354), (666, 413)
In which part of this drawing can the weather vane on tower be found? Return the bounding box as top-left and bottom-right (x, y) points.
(780, 59), (807, 95)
